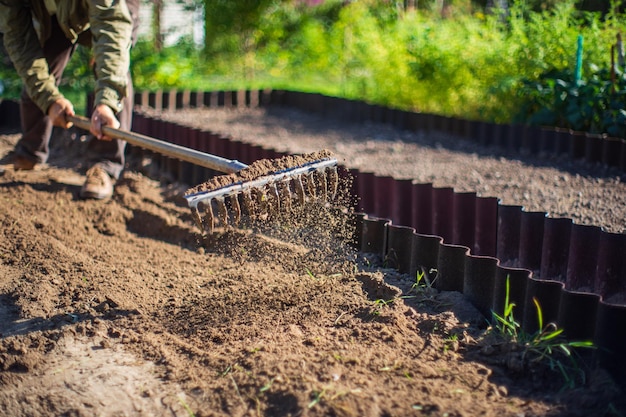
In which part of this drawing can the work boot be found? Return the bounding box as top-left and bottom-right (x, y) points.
(80, 166), (114, 200)
(13, 156), (37, 171)
(0, 152), (38, 171)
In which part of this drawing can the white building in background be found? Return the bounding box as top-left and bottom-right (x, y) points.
(138, 1), (204, 46)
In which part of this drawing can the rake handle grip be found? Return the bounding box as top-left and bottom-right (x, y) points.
(68, 115), (248, 174)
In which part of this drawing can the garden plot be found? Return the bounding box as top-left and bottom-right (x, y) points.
(0, 112), (624, 416)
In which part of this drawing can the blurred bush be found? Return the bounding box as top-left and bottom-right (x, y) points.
(1, 0), (625, 135)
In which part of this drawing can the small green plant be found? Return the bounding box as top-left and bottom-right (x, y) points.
(491, 277), (595, 388)
(410, 270), (427, 293)
(178, 397), (196, 417)
(492, 276), (518, 337)
(218, 364), (234, 377)
(409, 268), (439, 293)
(259, 377), (274, 393)
(443, 333), (459, 353)
(308, 388), (326, 409)
(305, 268), (318, 280)
(370, 295), (416, 316)
(408, 268), (446, 310)
(371, 298), (394, 315)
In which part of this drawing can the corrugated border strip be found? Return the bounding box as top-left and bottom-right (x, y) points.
(2, 94), (625, 384)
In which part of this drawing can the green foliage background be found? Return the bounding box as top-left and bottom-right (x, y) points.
(1, 0), (625, 131)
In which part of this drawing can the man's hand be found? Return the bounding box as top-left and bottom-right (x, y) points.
(47, 98), (75, 129)
(91, 104), (120, 141)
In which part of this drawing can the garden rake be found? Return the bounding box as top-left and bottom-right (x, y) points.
(69, 115), (339, 234)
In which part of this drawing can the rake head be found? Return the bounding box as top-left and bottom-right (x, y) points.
(184, 150), (339, 234)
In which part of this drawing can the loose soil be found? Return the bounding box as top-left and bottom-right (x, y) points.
(0, 106), (625, 417)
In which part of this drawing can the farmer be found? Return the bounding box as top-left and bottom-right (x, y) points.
(0, 0), (139, 199)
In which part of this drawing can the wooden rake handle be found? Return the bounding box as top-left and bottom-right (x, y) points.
(68, 114), (248, 174)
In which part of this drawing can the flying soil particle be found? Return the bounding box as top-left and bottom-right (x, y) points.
(199, 153), (358, 278)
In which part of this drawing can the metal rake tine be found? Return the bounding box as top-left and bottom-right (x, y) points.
(268, 182), (281, 215)
(229, 194), (242, 226)
(242, 190), (255, 217)
(279, 180), (292, 212)
(327, 166), (339, 200)
(305, 172), (317, 199)
(191, 206), (203, 230)
(204, 200), (215, 234)
(293, 175), (306, 205)
(317, 169), (327, 200)
(216, 197), (228, 227)
(183, 156), (339, 233)
(255, 187), (269, 215)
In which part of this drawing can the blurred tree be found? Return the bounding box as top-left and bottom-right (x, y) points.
(203, 0), (278, 53)
(153, 0), (164, 51)
(145, 0), (206, 51)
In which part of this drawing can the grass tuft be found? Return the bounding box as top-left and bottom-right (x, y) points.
(491, 276), (595, 389)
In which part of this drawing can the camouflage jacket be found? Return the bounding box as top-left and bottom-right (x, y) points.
(0, 0), (133, 114)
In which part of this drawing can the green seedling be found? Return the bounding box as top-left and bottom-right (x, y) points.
(308, 388), (326, 409)
(218, 364), (233, 377)
(178, 397), (196, 417)
(492, 276), (518, 337)
(443, 333), (459, 353)
(409, 268), (438, 294)
(259, 378), (274, 393)
(371, 298), (394, 315)
(230, 374), (245, 406)
(408, 268), (452, 310)
(491, 276), (595, 389)
(305, 268), (318, 280)
(410, 270), (427, 293)
(371, 295), (416, 316)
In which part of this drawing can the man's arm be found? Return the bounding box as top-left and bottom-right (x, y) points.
(88, 0), (133, 116)
(0, 1), (64, 114)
